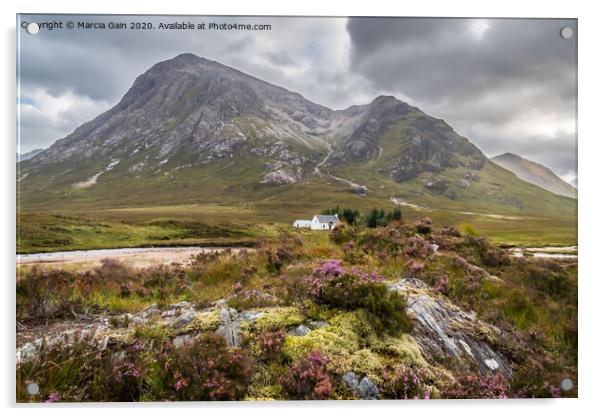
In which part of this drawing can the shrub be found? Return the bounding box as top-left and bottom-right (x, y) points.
(17, 268), (76, 320)
(323, 206), (400, 227)
(263, 244), (295, 274)
(17, 332), (255, 402)
(17, 334), (147, 402)
(17, 259), (143, 320)
(329, 223), (355, 245)
(305, 263), (412, 335)
(403, 236), (433, 258)
(322, 206), (361, 225)
(525, 262), (575, 301)
(355, 225), (409, 257)
(405, 260), (425, 274)
(460, 236), (510, 268)
(434, 274), (449, 294)
(441, 226), (462, 237)
(258, 330), (286, 361)
(441, 373), (509, 399)
(156, 333), (254, 401)
(381, 364), (431, 399)
(459, 223), (478, 236)
(413, 217), (433, 234)
(228, 289), (279, 310)
(281, 350), (333, 400)
(366, 208), (388, 228)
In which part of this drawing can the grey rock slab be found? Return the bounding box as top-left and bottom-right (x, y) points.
(216, 307), (241, 347)
(309, 320), (328, 330)
(342, 372), (359, 391)
(238, 310), (264, 321)
(390, 278), (512, 377)
(138, 304), (161, 319)
(358, 377), (379, 400)
(169, 301), (192, 310)
(172, 310), (198, 330)
(288, 324), (311, 337)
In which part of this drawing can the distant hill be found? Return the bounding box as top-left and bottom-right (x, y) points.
(17, 53), (576, 219)
(491, 153), (576, 198)
(17, 148), (44, 162)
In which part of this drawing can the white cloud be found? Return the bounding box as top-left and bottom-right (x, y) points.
(469, 20), (491, 41)
(18, 88), (110, 153)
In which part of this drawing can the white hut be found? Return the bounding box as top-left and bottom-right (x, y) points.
(293, 220), (312, 229)
(310, 214), (340, 230)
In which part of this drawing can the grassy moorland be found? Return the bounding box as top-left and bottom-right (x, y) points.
(17, 199), (576, 254)
(16, 218), (577, 402)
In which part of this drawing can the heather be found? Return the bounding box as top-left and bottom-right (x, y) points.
(17, 218), (577, 401)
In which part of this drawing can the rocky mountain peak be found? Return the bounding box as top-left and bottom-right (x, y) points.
(23, 54), (487, 191)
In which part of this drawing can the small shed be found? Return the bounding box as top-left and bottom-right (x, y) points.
(293, 220), (312, 229)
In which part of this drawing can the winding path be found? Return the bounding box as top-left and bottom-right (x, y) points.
(313, 142), (369, 193)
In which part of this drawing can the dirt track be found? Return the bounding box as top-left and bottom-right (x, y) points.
(17, 246), (249, 269)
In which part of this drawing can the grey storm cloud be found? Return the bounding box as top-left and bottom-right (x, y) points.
(17, 15), (576, 180)
(346, 17), (577, 178)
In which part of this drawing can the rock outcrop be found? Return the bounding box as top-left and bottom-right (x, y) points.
(17, 278), (512, 384)
(390, 278), (512, 377)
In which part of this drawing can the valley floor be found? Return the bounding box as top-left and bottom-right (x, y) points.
(17, 199), (577, 255)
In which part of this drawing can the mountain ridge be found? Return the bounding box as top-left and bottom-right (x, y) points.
(18, 53), (576, 219)
(491, 152), (576, 199)
(17, 148), (44, 162)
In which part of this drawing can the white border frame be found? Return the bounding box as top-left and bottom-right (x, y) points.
(2, 1), (600, 415)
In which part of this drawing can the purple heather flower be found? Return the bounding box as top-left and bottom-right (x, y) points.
(319, 259), (345, 277)
(45, 392), (59, 403)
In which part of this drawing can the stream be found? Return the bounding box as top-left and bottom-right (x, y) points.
(510, 246), (577, 259)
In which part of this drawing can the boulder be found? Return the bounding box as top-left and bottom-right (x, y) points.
(357, 377), (379, 400)
(288, 324), (311, 337)
(342, 371), (359, 391)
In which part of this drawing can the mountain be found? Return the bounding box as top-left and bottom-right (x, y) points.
(491, 153), (576, 199)
(17, 54), (576, 219)
(17, 148), (44, 162)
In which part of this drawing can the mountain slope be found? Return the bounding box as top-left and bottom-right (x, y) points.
(18, 53), (576, 219)
(17, 148), (44, 162)
(491, 153), (576, 199)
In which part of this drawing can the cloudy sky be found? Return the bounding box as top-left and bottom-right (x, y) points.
(17, 15), (577, 182)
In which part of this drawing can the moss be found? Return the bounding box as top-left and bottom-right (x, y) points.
(246, 362), (287, 400)
(349, 349), (385, 380)
(253, 307), (305, 331)
(188, 309), (221, 332)
(282, 310), (378, 364)
(379, 333), (430, 367)
(246, 384), (285, 401)
(132, 323), (174, 342)
(304, 302), (338, 322)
